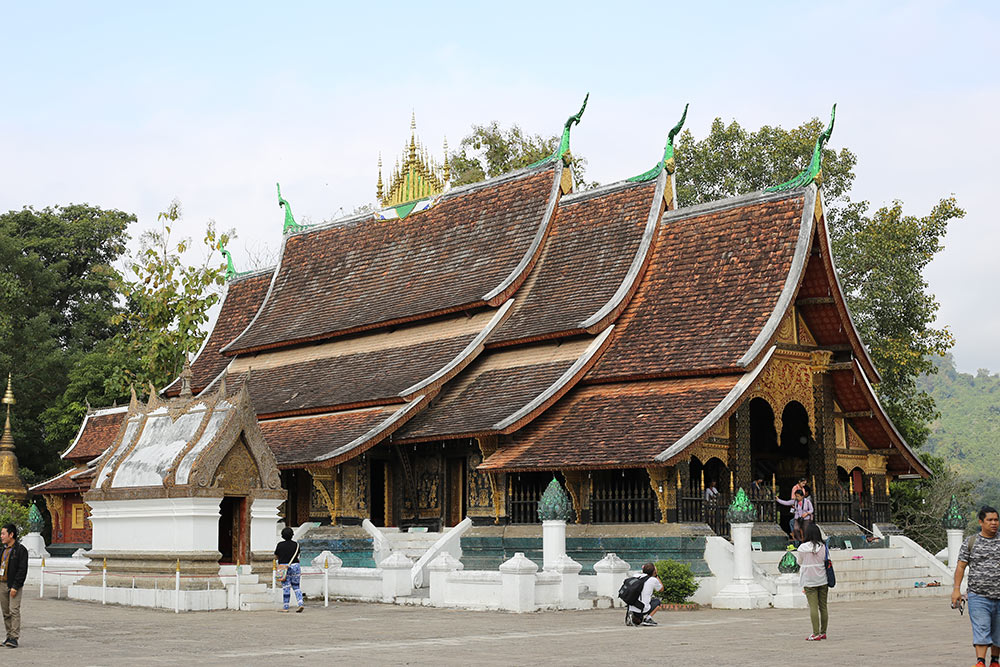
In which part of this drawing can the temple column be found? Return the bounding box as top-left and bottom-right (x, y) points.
(562, 470), (591, 524)
(811, 351), (838, 492)
(729, 402), (752, 491)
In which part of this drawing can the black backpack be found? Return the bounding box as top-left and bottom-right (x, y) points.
(618, 574), (650, 607)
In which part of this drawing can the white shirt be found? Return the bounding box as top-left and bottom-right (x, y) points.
(795, 542), (829, 588)
(628, 576), (664, 613)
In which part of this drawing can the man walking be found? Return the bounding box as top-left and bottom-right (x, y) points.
(953, 506), (1000, 667)
(0, 523), (28, 648)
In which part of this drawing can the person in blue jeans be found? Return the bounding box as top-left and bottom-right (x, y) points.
(953, 506), (1000, 667)
(275, 527), (304, 612)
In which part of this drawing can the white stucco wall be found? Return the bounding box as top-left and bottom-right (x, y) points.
(89, 497), (222, 552)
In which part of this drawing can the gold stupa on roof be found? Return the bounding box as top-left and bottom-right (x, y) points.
(0, 374), (27, 501)
(377, 113), (450, 207)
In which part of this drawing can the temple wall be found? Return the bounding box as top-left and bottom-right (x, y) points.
(89, 497), (222, 552)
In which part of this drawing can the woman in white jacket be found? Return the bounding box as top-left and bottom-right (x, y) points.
(795, 522), (829, 641)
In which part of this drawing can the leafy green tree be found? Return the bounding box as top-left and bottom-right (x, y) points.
(675, 116), (963, 450)
(0, 496), (29, 538)
(0, 204), (133, 478)
(450, 122), (594, 189)
(890, 452), (977, 553)
(107, 201), (233, 394)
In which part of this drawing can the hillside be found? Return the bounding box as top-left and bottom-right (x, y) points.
(919, 354), (1000, 507)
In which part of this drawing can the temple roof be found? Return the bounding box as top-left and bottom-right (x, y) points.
(61, 406), (128, 462)
(227, 307), (508, 418)
(588, 188), (811, 380)
(164, 268), (273, 397)
(396, 329), (612, 443)
(29, 467), (90, 495)
(260, 396), (432, 467)
(479, 375), (741, 471)
(225, 163), (562, 355)
(488, 179), (660, 346)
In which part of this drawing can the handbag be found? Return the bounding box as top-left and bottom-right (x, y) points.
(277, 542), (300, 583)
(824, 540), (836, 589)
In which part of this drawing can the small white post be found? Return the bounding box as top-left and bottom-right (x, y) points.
(593, 553), (630, 605)
(101, 558), (107, 604)
(428, 552), (463, 607)
(542, 519), (567, 571)
(380, 553), (414, 602)
(57, 572), (61, 599)
(234, 559), (241, 611)
(946, 528), (964, 571)
(131, 577), (135, 606)
(39, 557), (45, 598)
(175, 559), (180, 614)
(324, 556), (330, 608)
(500, 552), (538, 613)
(271, 558), (277, 592)
(551, 554), (583, 609)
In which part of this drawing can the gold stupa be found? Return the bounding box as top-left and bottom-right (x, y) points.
(377, 113), (450, 207)
(0, 374), (28, 501)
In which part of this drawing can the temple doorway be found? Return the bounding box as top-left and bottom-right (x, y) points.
(218, 496), (247, 564)
(445, 457), (466, 527)
(370, 460), (393, 527)
(749, 397), (779, 484)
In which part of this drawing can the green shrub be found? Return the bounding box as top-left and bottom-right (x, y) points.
(0, 495), (29, 539)
(653, 559), (699, 604)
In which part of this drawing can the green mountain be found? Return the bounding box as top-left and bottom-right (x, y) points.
(919, 354), (1000, 508)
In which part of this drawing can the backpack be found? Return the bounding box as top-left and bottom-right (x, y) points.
(618, 574), (650, 607)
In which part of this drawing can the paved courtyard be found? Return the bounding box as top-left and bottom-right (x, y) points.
(11, 587), (971, 665)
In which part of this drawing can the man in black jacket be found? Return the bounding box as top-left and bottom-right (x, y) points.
(0, 523), (28, 648)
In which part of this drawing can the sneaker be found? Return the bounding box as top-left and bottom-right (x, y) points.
(278, 608), (290, 613)
(296, 605), (304, 613)
(4, 638), (16, 648)
(806, 634), (822, 641)
(640, 617), (658, 626)
(817, 634), (827, 640)
(624, 612), (634, 627)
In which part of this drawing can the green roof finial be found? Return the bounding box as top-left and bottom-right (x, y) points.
(537, 476), (574, 522)
(628, 103), (689, 182)
(726, 488), (757, 524)
(277, 182), (305, 234)
(528, 93), (590, 169)
(218, 241), (237, 281)
(766, 104), (837, 192)
(942, 494), (965, 530)
(28, 502), (43, 533)
(778, 544), (800, 573)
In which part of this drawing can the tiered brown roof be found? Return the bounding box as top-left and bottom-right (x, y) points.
(60, 407), (128, 462)
(489, 180), (658, 346)
(29, 467), (93, 495)
(480, 376), (740, 471)
(396, 332), (611, 443)
(164, 269), (273, 396)
(589, 190), (806, 380)
(226, 164), (561, 355)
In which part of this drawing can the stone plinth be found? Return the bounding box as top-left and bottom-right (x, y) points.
(771, 572), (806, 608)
(542, 520), (566, 571)
(593, 552), (630, 605)
(712, 522), (771, 609)
(946, 528), (964, 571)
(428, 552), (463, 606)
(380, 552), (413, 601)
(500, 552), (538, 612)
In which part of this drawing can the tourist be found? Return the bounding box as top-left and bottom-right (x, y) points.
(275, 527), (304, 613)
(791, 477), (808, 498)
(795, 522), (829, 641)
(0, 523), (28, 648)
(703, 480), (719, 503)
(953, 506), (1000, 667)
(777, 489), (813, 544)
(626, 562), (663, 627)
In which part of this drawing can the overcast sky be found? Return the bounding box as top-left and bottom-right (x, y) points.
(2, 2), (996, 373)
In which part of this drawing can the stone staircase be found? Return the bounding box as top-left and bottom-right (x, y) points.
(381, 527), (458, 562)
(219, 564), (277, 611)
(753, 547), (950, 601)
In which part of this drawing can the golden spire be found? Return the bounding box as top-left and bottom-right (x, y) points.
(443, 136), (450, 184)
(379, 113), (450, 208)
(376, 153), (384, 202)
(0, 374), (27, 501)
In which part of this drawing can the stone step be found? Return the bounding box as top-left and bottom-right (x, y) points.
(240, 601), (279, 612)
(241, 591), (277, 604)
(829, 585), (950, 602)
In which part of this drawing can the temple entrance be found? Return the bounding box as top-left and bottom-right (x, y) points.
(445, 457), (466, 527)
(218, 496), (247, 564)
(370, 460), (392, 527)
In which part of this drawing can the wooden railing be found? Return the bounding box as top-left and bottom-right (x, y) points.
(591, 472), (656, 523)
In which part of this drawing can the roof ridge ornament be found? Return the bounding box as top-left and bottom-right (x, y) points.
(277, 182), (305, 234)
(528, 93), (590, 169)
(218, 241), (237, 281)
(766, 104), (837, 192)
(628, 103), (689, 183)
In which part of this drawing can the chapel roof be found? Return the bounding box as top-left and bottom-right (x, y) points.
(29, 467), (89, 495)
(225, 162), (562, 355)
(60, 406), (128, 463)
(488, 179), (660, 346)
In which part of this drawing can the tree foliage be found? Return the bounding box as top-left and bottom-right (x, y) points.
(0, 204), (133, 479)
(0, 495), (30, 539)
(890, 452), (977, 553)
(450, 122), (594, 190)
(107, 201), (232, 394)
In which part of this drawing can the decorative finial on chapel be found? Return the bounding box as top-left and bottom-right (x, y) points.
(767, 104), (837, 192)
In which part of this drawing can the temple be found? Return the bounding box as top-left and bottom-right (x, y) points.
(32, 102), (928, 565)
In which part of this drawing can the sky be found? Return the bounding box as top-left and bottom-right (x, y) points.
(2, 1), (997, 373)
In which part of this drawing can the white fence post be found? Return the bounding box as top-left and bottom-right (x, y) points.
(234, 559), (241, 611)
(101, 558), (107, 604)
(175, 559), (180, 614)
(39, 558), (45, 598)
(500, 552), (538, 613)
(380, 553), (414, 602)
(271, 559), (277, 593)
(324, 556), (330, 608)
(593, 553), (630, 605)
(428, 552), (463, 607)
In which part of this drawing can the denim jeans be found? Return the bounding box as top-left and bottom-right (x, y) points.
(282, 563), (304, 609)
(967, 591), (1000, 646)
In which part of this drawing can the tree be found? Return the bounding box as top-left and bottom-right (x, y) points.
(107, 201), (233, 394)
(890, 452), (977, 553)
(674, 115), (963, 450)
(450, 122), (595, 190)
(0, 204), (134, 479)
